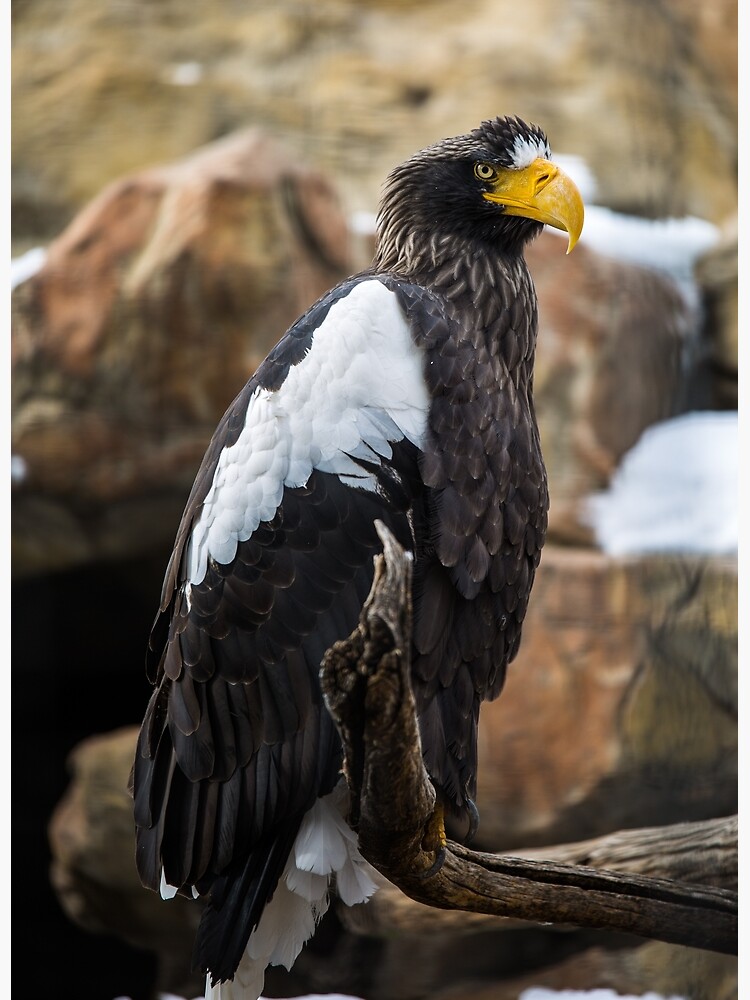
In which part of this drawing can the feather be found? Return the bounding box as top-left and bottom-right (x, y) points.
(293, 796), (349, 875)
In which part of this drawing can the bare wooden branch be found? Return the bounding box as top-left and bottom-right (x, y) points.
(343, 814), (737, 938)
(319, 523), (738, 956)
(511, 815), (738, 890)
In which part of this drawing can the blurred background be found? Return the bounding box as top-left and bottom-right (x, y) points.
(11, 1), (738, 999)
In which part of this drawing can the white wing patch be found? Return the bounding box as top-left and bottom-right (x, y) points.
(187, 279), (430, 585)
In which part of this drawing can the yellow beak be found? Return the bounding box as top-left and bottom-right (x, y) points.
(483, 158), (584, 253)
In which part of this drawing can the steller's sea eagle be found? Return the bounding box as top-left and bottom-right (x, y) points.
(132, 115), (584, 999)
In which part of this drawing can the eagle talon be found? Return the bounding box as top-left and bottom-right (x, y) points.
(416, 845), (447, 879)
(464, 797), (480, 845)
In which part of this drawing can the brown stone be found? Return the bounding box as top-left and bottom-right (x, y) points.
(527, 234), (695, 545)
(12, 0), (736, 246)
(48, 727), (204, 998)
(11, 128), (354, 577)
(694, 214), (738, 409)
(428, 941), (737, 1000)
(474, 547), (737, 851)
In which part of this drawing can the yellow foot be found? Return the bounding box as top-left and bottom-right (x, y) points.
(422, 802), (447, 853)
(417, 802), (447, 878)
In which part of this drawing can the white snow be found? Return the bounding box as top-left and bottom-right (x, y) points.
(166, 62), (204, 86)
(152, 995), (363, 1000)
(585, 411), (737, 557)
(10, 247), (46, 291)
(349, 210), (378, 236)
(546, 202), (718, 305)
(553, 154), (599, 204)
(519, 990), (686, 1000)
(11, 455), (28, 484)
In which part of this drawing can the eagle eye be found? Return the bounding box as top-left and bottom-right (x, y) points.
(474, 162), (497, 181)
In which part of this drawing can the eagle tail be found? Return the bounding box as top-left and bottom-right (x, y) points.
(193, 817), (301, 988)
(197, 785), (379, 999)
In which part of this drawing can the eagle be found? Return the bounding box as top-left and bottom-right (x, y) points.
(132, 115), (584, 999)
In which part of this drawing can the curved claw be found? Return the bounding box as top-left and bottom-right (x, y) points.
(415, 845), (447, 879)
(464, 797), (480, 845)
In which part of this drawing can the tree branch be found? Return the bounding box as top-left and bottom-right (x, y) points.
(319, 523), (737, 956)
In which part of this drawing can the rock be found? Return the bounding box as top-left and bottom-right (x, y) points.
(694, 215), (738, 409)
(428, 940), (737, 1000)
(527, 234), (696, 545)
(474, 547), (737, 851)
(12, 0), (736, 246)
(48, 727), (204, 998)
(11, 128), (354, 578)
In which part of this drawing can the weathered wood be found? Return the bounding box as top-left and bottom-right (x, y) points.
(319, 523), (738, 956)
(343, 814), (737, 937)
(518, 814), (738, 890)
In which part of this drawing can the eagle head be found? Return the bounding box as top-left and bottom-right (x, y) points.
(375, 115), (584, 273)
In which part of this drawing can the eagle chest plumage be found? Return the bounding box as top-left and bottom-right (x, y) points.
(132, 114), (581, 998)
(391, 259), (548, 808)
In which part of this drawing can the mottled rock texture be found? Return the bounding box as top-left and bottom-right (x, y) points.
(474, 547), (737, 850)
(48, 727), (203, 998)
(12, 0), (737, 246)
(12, 129), (353, 576)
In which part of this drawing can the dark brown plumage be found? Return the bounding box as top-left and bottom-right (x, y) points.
(132, 115), (583, 997)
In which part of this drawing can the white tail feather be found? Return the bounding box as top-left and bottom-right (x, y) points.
(335, 853), (378, 907)
(205, 782), (378, 1000)
(285, 865), (330, 902)
(293, 796), (349, 874)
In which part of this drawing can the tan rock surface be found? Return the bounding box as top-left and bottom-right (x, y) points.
(694, 214), (738, 409)
(528, 235), (694, 545)
(475, 546), (737, 850)
(12, 128), (354, 577)
(12, 0), (737, 247)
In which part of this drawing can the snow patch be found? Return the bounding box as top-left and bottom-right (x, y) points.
(11, 455), (28, 485)
(166, 62), (204, 86)
(519, 991), (686, 1000)
(349, 210), (378, 236)
(585, 411), (737, 557)
(554, 154), (598, 204)
(11, 247), (46, 291)
(548, 205), (718, 303)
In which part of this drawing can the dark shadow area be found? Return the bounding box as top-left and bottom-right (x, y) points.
(12, 555), (168, 1000)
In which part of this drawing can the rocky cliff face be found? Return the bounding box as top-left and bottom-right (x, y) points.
(13, 0), (737, 246)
